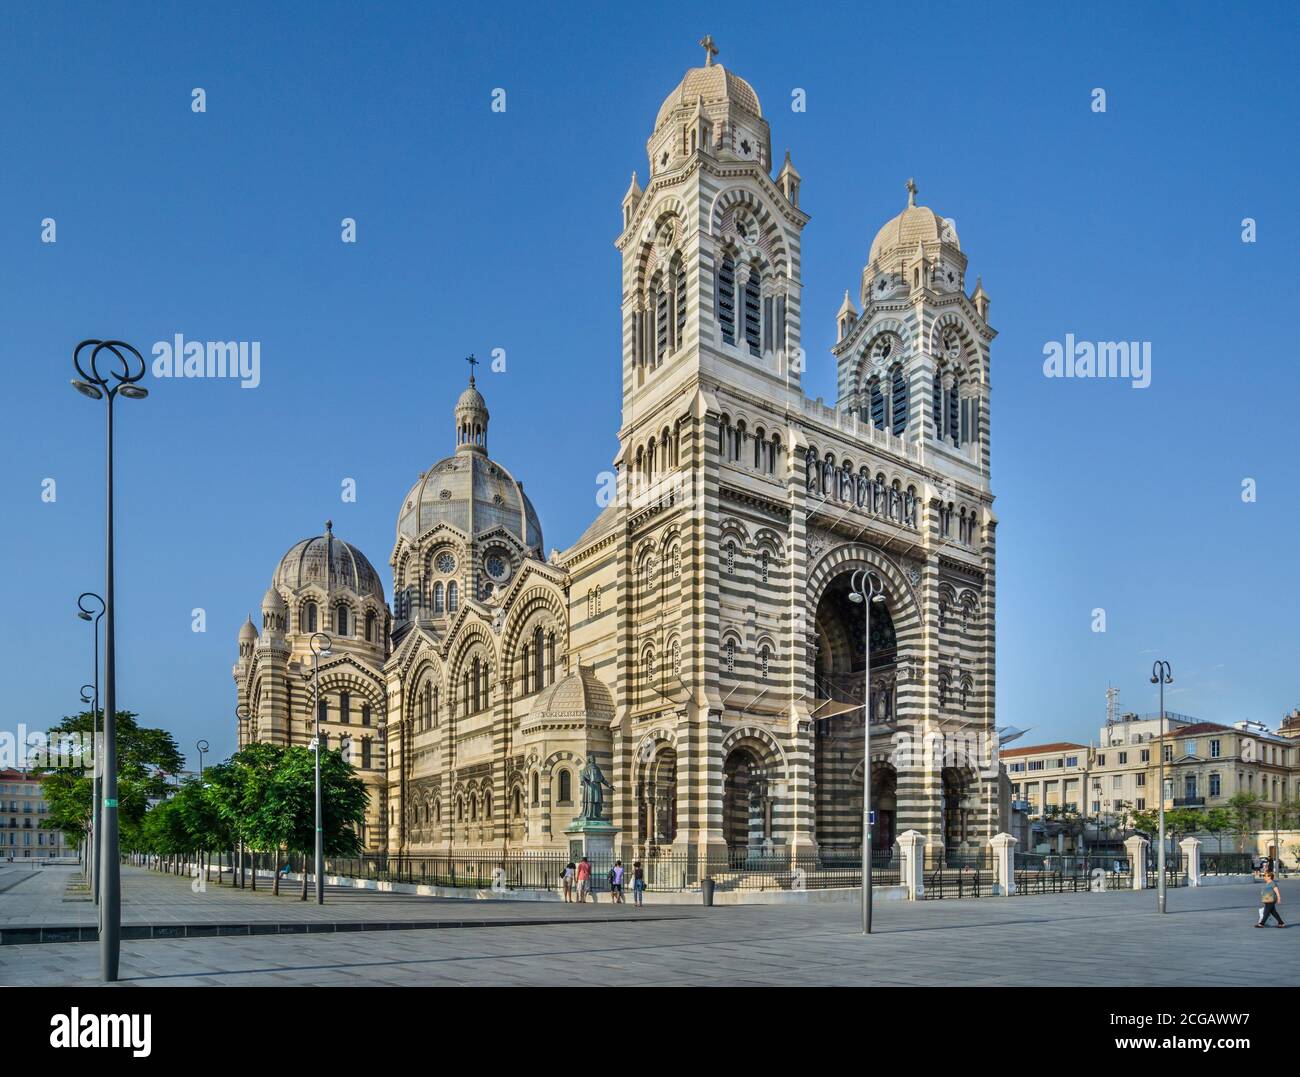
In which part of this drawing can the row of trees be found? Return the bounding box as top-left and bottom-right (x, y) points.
(38, 711), (368, 897)
(143, 743), (367, 897)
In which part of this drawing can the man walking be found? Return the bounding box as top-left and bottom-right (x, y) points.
(1256, 871), (1285, 928)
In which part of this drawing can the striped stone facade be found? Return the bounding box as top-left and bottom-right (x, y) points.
(236, 51), (1000, 863)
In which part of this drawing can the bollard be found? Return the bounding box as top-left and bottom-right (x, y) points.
(701, 877), (715, 906)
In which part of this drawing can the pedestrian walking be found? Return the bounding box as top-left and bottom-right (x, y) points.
(561, 861), (576, 902)
(576, 856), (592, 903)
(1255, 870), (1286, 928)
(632, 860), (645, 906)
(610, 859), (625, 903)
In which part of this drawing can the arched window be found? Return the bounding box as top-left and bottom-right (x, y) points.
(364, 610), (376, 642)
(725, 639), (736, 673)
(512, 787), (522, 816)
(671, 638), (682, 677)
(531, 771), (539, 806)
(891, 368), (908, 435)
(769, 434), (780, 474)
(870, 379), (886, 430)
(448, 581), (459, 612)
(533, 626), (545, 692)
(484, 791), (493, 819)
(717, 255), (737, 345)
(305, 602), (318, 634)
(558, 769), (572, 804)
(718, 415), (732, 458)
(933, 371), (944, 438)
(743, 269), (761, 355)
(335, 604), (349, 636)
(469, 796), (477, 821)
(339, 691), (351, 724)
(760, 646), (770, 680)
(672, 254), (687, 346)
(653, 271), (669, 363)
(733, 420), (745, 462)
(433, 582), (444, 614)
(361, 703), (371, 726)
(725, 540), (736, 575)
(760, 549), (770, 583)
(947, 373), (961, 448)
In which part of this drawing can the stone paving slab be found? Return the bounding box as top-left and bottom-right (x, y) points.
(0, 873), (1292, 987)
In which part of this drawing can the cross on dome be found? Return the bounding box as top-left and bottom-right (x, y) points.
(699, 34), (718, 66)
(906, 177), (918, 207)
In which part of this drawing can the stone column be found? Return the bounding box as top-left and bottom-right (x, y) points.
(989, 832), (1017, 896)
(1180, 836), (1202, 886)
(1124, 834), (1149, 890)
(897, 829), (926, 900)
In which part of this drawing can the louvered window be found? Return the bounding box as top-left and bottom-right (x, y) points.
(870, 382), (886, 430)
(743, 274), (761, 355)
(718, 257), (736, 344)
(891, 369), (908, 435)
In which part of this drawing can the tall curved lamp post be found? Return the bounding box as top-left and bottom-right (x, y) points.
(78, 683), (97, 893)
(235, 704), (251, 887)
(309, 632), (333, 904)
(195, 739), (209, 777)
(849, 568), (886, 934)
(71, 339), (148, 983)
(1151, 659), (1174, 913)
(77, 591), (105, 902)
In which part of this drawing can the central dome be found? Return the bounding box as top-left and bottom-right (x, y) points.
(397, 373), (543, 552)
(655, 63), (761, 130)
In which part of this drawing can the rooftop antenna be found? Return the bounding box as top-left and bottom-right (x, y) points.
(1105, 685), (1121, 729)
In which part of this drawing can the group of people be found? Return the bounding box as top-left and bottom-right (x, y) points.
(560, 857), (646, 906)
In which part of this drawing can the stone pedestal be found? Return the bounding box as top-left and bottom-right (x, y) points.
(564, 818), (618, 862)
(896, 829), (926, 900)
(1180, 836), (1202, 886)
(990, 832), (1017, 896)
(1124, 834), (1150, 890)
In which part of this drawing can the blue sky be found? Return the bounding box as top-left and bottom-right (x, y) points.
(2, 1), (1297, 766)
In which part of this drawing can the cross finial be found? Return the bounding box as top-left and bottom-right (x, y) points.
(699, 34), (718, 66)
(465, 353), (479, 384)
(906, 177), (918, 207)
(325, 519), (333, 534)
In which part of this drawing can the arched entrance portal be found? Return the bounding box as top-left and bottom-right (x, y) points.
(812, 573), (898, 853)
(722, 746), (771, 860)
(636, 744), (677, 852)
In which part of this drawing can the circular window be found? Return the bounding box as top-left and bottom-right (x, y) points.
(485, 553), (509, 581)
(436, 553), (456, 574)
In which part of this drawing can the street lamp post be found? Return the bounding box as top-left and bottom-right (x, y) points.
(195, 739), (209, 777)
(77, 592), (105, 904)
(309, 632), (332, 904)
(235, 704), (250, 888)
(71, 339), (148, 983)
(1151, 660), (1173, 914)
(78, 684), (96, 890)
(848, 568), (886, 935)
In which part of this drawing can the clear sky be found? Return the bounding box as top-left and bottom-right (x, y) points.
(2, 1), (1297, 767)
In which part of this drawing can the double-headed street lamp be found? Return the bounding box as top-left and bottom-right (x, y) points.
(1151, 659), (1174, 914)
(848, 568), (886, 935)
(71, 339), (148, 984)
(308, 632), (332, 904)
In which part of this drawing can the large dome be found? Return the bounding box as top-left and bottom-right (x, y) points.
(274, 522), (385, 600)
(397, 452), (543, 550)
(655, 63), (761, 130)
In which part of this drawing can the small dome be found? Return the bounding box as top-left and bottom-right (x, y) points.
(274, 521), (385, 600)
(456, 381), (486, 413)
(239, 617), (258, 640)
(533, 665), (615, 719)
(655, 64), (761, 130)
(868, 180), (959, 265)
(261, 586), (286, 611)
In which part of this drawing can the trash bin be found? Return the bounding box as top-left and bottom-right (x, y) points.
(701, 877), (715, 906)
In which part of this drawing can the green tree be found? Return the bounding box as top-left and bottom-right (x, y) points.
(1227, 791), (1260, 853)
(37, 710), (183, 862)
(207, 743), (285, 893)
(1202, 807), (1233, 854)
(269, 746), (368, 899)
(172, 778), (232, 883)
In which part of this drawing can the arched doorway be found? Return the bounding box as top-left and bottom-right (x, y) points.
(722, 746), (769, 861)
(942, 766), (975, 856)
(812, 572), (898, 853)
(637, 744), (678, 852)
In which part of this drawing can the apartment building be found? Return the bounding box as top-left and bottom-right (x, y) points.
(0, 768), (67, 859)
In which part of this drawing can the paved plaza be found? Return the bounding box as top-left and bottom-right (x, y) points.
(0, 865), (1294, 986)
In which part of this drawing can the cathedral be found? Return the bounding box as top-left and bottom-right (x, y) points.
(234, 42), (999, 866)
